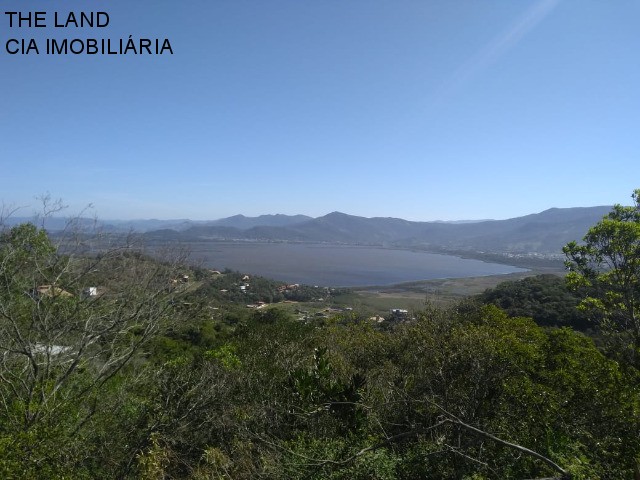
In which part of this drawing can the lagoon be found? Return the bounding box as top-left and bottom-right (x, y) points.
(186, 242), (527, 287)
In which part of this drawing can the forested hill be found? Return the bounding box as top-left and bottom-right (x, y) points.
(2, 194), (639, 478)
(144, 206), (612, 254)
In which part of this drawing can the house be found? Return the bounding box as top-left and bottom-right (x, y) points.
(32, 285), (73, 299)
(82, 287), (98, 298)
(32, 343), (72, 356)
(389, 308), (409, 320)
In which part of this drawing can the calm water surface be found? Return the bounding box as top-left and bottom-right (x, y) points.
(186, 242), (527, 287)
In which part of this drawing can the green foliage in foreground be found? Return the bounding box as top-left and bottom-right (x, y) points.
(3, 306), (639, 478)
(564, 188), (640, 365)
(1, 222), (639, 479)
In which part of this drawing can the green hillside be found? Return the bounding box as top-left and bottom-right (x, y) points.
(1, 193), (639, 479)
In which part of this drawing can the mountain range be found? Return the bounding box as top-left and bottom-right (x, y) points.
(5, 207), (611, 254)
(4, 206), (613, 255)
(135, 206), (611, 255)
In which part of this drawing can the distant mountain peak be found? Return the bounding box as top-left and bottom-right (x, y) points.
(325, 211), (349, 216)
(209, 213), (313, 230)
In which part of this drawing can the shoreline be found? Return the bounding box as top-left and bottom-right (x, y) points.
(345, 267), (565, 308)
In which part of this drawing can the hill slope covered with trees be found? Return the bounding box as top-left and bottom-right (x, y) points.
(1, 193), (639, 479)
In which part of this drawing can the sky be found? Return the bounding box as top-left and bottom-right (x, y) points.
(1, 0), (639, 221)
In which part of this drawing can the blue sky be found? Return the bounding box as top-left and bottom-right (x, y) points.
(2, 0), (639, 221)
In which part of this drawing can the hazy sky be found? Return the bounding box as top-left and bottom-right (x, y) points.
(2, 1), (639, 221)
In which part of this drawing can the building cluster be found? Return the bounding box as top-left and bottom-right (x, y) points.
(277, 283), (300, 293)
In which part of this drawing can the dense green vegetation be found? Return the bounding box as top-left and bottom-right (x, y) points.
(478, 274), (593, 331)
(564, 189), (640, 367)
(1, 193), (639, 479)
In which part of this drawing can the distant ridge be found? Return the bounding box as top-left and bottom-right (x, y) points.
(143, 206), (612, 255)
(4, 207), (613, 255)
(209, 214), (313, 230)
(2, 214), (312, 233)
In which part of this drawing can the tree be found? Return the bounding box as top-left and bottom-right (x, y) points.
(0, 216), (187, 475)
(563, 189), (640, 362)
(479, 274), (591, 330)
